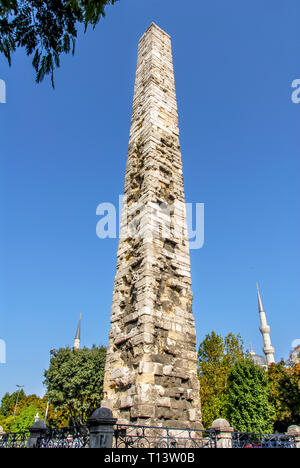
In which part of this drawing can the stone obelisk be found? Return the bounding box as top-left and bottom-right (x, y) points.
(102, 23), (202, 428)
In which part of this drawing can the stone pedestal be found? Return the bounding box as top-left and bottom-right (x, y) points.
(209, 419), (234, 448)
(286, 424), (300, 448)
(87, 408), (117, 448)
(27, 420), (47, 448)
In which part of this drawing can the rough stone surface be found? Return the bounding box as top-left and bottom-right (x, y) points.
(286, 425), (300, 435)
(211, 418), (231, 429)
(101, 23), (201, 428)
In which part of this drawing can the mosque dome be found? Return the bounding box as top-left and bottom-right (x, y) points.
(249, 342), (268, 369)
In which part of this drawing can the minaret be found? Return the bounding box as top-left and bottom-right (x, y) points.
(73, 313), (81, 351)
(102, 23), (202, 428)
(256, 284), (275, 366)
(249, 342), (255, 357)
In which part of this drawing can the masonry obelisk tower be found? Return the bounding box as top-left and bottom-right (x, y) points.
(102, 23), (202, 428)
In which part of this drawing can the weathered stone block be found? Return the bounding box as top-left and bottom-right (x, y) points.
(120, 396), (134, 409)
(130, 405), (155, 419)
(156, 397), (171, 408)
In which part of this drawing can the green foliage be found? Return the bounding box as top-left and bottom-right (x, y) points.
(0, 0), (118, 87)
(10, 405), (38, 432)
(43, 345), (106, 424)
(267, 360), (300, 432)
(0, 392), (45, 432)
(0, 345), (106, 431)
(0, 391), (69, 432)
(0, 414), (14, 432)
(197, 331), (246, 428)
(0, 389), (26, 417)
(68, 0), (118, 29)
(198, 332), (300, 433)
(226, 359), (276, 433)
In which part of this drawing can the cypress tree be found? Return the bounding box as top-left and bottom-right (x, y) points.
(226, 359), (275, 433)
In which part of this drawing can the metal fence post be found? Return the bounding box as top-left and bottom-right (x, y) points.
(87, 408), (117, 448)
(209, 419), (234, 448)
(27, 420), (47, 448)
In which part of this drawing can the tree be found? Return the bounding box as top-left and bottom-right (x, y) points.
(9, 405), (38, 432)
(0, 0), (119, 87)
(0, 389), (26, 417)
(0, 413), (14, 432)
(267, 360), (300, 432)
(226, 359), (275, 433)
(43, 345), (106, 425)
(197, 331), (246, 428)
(0, 391), (70, 432)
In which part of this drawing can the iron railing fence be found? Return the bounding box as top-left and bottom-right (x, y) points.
(232, 432), (296, 448)
(0, 431), (29, 448)
(36, 425), (89, 448)
(113, 424), (218, 448)
(0, 424), (297, 448)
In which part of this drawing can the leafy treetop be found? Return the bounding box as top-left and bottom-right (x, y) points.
(0, 0), (118, 87)
(43, 345), (107, 425)
(197, 331), (246, 428)
(226, 358), (276, 433)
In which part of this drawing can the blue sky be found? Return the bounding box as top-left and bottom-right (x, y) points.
(0, 0), (299, 400)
